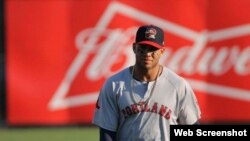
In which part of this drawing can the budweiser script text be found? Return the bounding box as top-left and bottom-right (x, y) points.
(76, 27), (250, 80)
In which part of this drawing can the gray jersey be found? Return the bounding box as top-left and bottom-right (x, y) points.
(92, 66), (201, 141)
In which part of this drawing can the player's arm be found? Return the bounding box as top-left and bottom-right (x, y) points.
(177, 80), (201, 125)
(100, 127), (117, 141)
(193, 120), (200, 125)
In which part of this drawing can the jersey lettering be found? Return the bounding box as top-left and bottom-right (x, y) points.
(151, 102), (158, 113)
(121, 102), (172, 120)
(131, 103), (140, 114)
(139, 101), (150, 112)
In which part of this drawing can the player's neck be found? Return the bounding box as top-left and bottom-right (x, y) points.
(132, 65), (162, 82)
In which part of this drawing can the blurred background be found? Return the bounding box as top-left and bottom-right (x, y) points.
(0, 0), (249, 140)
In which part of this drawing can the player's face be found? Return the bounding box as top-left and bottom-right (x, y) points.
(133, 44), (164, 70)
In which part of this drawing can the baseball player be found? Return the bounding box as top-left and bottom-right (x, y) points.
(92, 25), (201, 141)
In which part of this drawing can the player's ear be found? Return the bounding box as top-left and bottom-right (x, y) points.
(160, 48), (165, 53)
(159, 48), (165, 55)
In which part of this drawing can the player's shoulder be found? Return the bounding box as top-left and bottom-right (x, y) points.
(105, 67), (131, 83)
(161, 66), (188, 89)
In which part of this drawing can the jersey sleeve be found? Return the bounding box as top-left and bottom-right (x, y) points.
(178, 80), (201, 125)
(92, 80), (119, 132)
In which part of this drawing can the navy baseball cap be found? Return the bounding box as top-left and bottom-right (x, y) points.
(135, 25), (165, 49)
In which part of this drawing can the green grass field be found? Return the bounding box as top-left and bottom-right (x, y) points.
(0, 126), (99, 141)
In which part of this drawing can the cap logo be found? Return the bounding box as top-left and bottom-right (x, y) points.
(145, 28), (157, 39)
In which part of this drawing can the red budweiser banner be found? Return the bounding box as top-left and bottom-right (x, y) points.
(6, 0), (250, 125)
